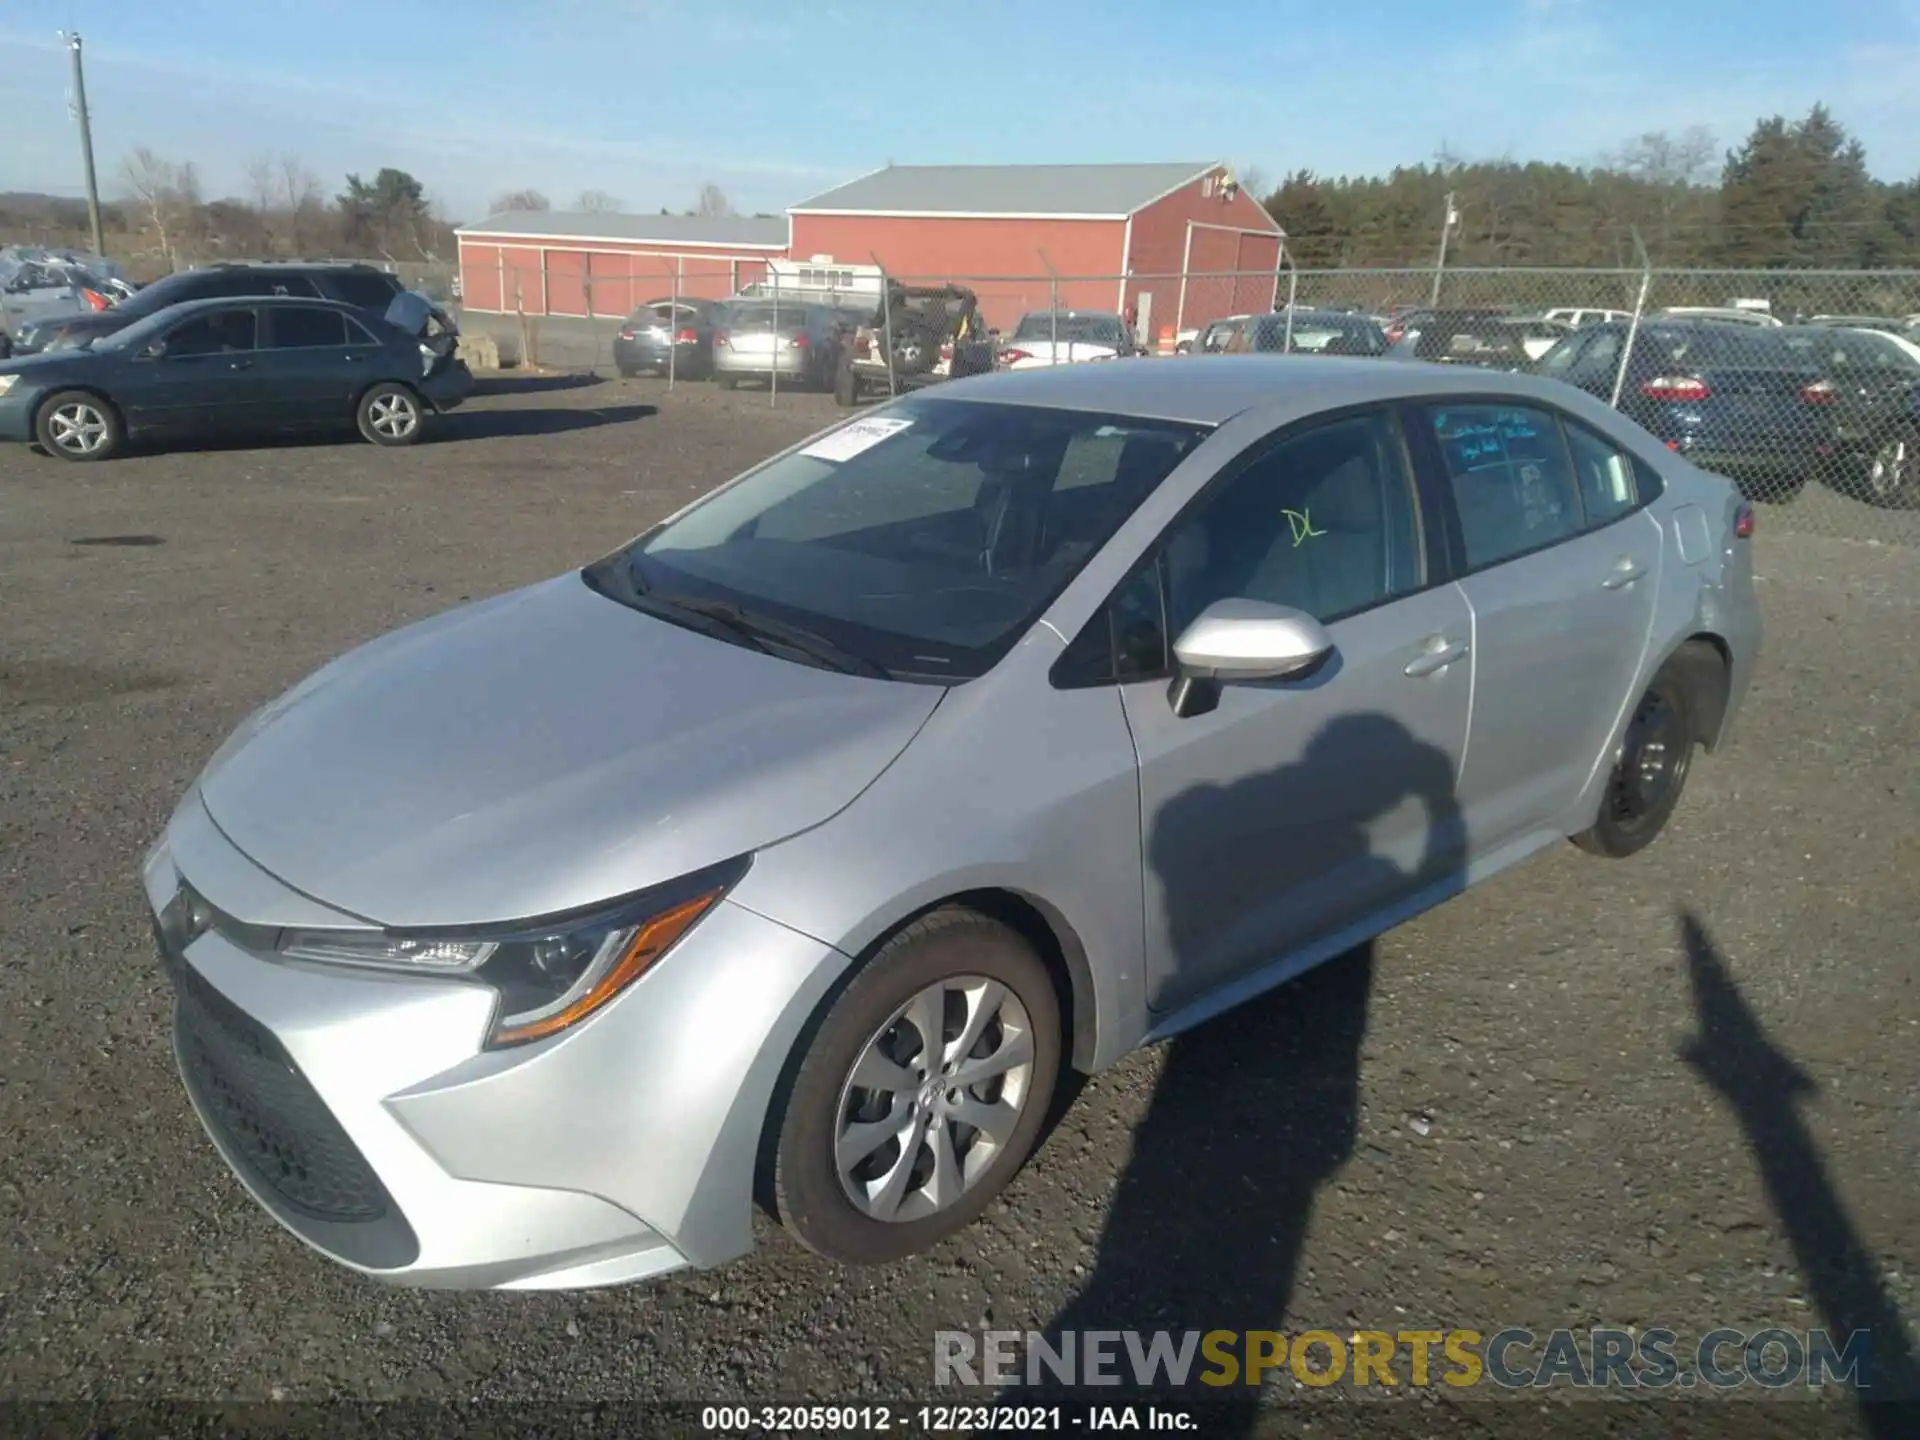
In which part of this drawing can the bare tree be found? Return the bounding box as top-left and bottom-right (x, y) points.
(245, 153), (280, 254)
(278, 154), (322, 256)
(1236, 165), (1270, 202)
(491, 188), (551, 213)
(694, 183), (735, 218)
(576, 189), (624, 213)
(121, 148), (202, 271)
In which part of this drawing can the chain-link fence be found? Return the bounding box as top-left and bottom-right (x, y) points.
(447, 252), (1920, 544)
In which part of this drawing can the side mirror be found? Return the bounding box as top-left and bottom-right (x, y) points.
(1168, 598), (1334, 718)
(138, 339), (168, 360)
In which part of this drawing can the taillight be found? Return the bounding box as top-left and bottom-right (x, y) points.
(998, 348), (1031, 366)
(618, 328), (637, 340)
(1385, 326), (1404, 343)
(674, 326), (698, 344)
(1641, 375), (1711, 403)
(714, 330), (730, 348)
(1800, 379), (1836, 404)
(855, 334), (871, 358)
(1734, 502), (1755, 539)
(82, 288), (109, 312)
(790, 332), (809, 349)
(939, 342), (954, 361)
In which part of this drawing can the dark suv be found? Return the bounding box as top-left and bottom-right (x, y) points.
(10, 263), (407, 355)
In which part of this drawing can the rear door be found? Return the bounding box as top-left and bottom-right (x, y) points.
(1413, 400), (1664, 850)
(259, 305), (380, 424)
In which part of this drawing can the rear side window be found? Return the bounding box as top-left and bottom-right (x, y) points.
(325, 271), (404, 310)
(1427, 404), (1582, 568)
(1561, 419), (1642, 528)
(267, 307), (350, 349)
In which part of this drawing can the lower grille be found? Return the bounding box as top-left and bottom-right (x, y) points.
(169, 955), (391, 1224)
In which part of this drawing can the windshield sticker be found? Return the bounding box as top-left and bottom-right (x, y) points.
(800, 416), (914, 463)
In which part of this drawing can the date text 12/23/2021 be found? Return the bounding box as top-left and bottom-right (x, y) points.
(700, 1404), (1197, 1432)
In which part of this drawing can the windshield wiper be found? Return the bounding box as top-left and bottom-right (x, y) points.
(667, 596), (891, 679)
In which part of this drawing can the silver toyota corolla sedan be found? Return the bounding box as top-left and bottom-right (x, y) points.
(144, 357), (1760, 1290)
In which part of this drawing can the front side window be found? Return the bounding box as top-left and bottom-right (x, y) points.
(165, 309), (257, 356)
(1427, 404), (1582, 568)
(591, 398), (1207, 679)
(1160, 410), (1425, 638)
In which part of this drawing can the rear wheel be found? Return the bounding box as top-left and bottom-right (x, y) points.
(357, 383), (425, 447)
(1572, 657), (1699, 858)
(771, 909), (1062, 1264)
(34, 390), (121, 461)
(1860, 431), (1918, 508)
(833, 355), (860, 407)
(716, 374), (738, 391)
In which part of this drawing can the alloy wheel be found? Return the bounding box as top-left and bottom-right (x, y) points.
(834, 975), (1036, 1223)
(47, 401), (110, 456)
(367, 392), (420, 440)
(1868, 436), (1910, 500)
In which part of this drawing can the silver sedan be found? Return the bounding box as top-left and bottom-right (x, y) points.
(143, 357), (1760, 1288)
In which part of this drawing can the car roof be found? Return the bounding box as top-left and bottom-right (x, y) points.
(142, 295), (370, 318)
(935, 354), (1603, 425)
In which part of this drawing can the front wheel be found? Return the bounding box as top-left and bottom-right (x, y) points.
(715, 374), (738, 391)
(771, 909), (1062, 1264)
(34, 390), (122, 461)
(357, 383), (425, 446)
(833, 356), (860, 406)
(1572, 658), (1698, 858)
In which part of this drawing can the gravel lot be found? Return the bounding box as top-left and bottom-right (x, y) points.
(2, 374), (1916, 1436)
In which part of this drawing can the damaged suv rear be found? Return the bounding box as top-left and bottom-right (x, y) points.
(833, 283), (996, 406)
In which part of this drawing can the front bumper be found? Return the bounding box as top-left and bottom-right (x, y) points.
(142, 800), (848, 1290)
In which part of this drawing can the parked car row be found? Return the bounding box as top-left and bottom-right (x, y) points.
(0, 261), (471, 462)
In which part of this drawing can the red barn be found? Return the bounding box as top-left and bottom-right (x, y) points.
(787, 161), (1284, 335)
(455, 213), (788, 318)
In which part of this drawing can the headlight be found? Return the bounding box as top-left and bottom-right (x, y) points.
(278, 857), (746, 1048)
(0, 375), (17, 396)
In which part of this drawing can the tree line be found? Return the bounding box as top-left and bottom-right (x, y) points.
(1261, 106), (1920, 272)
(3, 104), (1917, 279)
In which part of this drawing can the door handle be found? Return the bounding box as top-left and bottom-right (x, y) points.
(1404, 637), (1470, 677)
(1601, 557), (1648, 589)
(227, 359), (253, 371)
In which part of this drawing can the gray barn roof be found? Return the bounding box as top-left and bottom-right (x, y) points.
(791, 163), (1223, 218)
(454, 212), (788, 248)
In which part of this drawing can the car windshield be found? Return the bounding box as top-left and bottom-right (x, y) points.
(1249, 314), (1387, 354)
(85, 307), (181, 351)
(1012, 315), (1128, 345)
(585, 397), (1208, 680)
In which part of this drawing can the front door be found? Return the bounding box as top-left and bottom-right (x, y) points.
(118, 306), (268, 436)
(1416, 401), (1665, 849)
(1117, 408), (1474, 1015)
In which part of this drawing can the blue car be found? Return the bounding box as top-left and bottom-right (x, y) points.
(1532, 319), (1832, 503)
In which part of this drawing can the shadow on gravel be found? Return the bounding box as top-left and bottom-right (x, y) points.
(434, 404), (657, 442)
(1013, 713), (1465, 1433)
(468, 372), (607, 396)
(1677, 910), (1920, 1435)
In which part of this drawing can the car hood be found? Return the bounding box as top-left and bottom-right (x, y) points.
(195, 574), (944, 928)
(0, 349), (99, 378)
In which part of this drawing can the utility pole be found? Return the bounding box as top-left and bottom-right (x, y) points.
(1428, 191), (1457, 307)
(62, 32), (106, 256)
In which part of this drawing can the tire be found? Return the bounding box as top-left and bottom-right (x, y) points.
(771, 908), (1062, 1264)
(1857, 430), (1919, 509)
(833, 355), (859, 407)
(34, 389), (122, 461)
(889, 322), (941, 377)
(617, 366), (637, 379)
(716, 374), (738, 391)
(1572, 653), (1700, 858)
(356, 383), (425, 447)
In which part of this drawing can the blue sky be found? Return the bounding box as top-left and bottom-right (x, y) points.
(4, 0), (1919, 223)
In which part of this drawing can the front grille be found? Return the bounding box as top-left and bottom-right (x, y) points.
(167, 951), (392, 1224)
